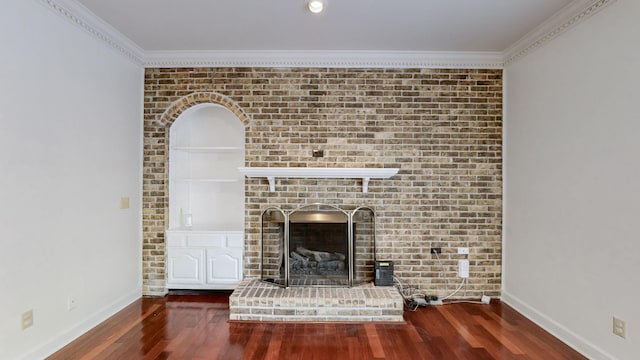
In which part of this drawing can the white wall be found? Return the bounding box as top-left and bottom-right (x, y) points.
(504, 0), (640, 359)
(0, 0), (143, 359)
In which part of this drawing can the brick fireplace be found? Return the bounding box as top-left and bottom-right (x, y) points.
(229, 203), (406, 322)
(142, 67), (503, 300)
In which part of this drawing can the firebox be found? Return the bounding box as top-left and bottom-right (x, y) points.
(260, 203), (376, 287)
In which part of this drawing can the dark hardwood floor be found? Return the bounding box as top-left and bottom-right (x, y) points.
(48, 292), (586, 360)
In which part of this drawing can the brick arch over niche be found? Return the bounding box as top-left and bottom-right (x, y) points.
(143, 92), (251, 296)
(158, 92), (252, 128)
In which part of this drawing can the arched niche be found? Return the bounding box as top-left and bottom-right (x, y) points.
(168, 103), (245, 231)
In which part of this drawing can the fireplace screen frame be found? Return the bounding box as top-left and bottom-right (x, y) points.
(260, 203), (377, 288)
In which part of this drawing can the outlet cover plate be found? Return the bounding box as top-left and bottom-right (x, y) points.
(458, 259), (469, 278)
(613, 316), (626, 338)
(21, 309), (33, 330)
(68, 296), (78, 311)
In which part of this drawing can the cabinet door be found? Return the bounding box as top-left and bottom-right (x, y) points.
(205, 247), (243, 285)
(167, 248), (205, 286)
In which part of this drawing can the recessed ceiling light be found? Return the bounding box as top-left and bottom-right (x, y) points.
(308, 0), (324, 14)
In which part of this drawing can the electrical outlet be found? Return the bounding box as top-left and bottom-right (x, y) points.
(457, 247), (469, 254)
(613, 316), (626, 339)
(120, 197), (130, 209)
(458, 259), (469, 278)
(21, 309), (33, 330)
(68, 296), (78, 311)
(430, 247), (441, 254)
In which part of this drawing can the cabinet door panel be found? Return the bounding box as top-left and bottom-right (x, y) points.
(167, 248), (205, 285)
(206, 248), (242, 284)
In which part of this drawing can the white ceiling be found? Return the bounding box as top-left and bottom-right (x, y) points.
(74, 0), (574, 52)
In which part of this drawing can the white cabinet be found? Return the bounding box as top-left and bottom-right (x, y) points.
(166, 231), (243, 289)
(166, 104), (245, 290)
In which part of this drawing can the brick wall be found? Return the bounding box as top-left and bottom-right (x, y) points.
(143, 67), (502, 298)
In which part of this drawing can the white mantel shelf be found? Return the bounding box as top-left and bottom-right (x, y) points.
(237, 167), (399, 193)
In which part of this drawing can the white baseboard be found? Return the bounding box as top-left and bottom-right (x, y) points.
(20, 287), (142, 360)
(501, 290), (616, 360)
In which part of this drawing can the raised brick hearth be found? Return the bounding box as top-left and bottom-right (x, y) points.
(229, 279), (404, 322)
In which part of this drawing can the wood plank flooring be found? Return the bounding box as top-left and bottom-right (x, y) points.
(48, 292), (586, 359)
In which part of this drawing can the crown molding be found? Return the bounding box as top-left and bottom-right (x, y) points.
(142, 50), (504, 69)
(36, 0), (616, 70)
(35, 0), (145, 65)
(503, 0), (617, 65)
(36, 0), (503, 69)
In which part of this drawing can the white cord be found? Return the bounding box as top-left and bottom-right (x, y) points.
(440, 277), (466, 301)
(433, 251), (449, 293)
(393, 276), (407, 298)
(393, 276), (421, 312)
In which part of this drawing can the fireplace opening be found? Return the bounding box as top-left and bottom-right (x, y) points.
(261, 203), (376, 287)
(288, 221), (352, 286)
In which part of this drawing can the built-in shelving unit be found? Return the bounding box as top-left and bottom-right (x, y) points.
(166, 104), (245, 290)
(238, 167), (399, 192)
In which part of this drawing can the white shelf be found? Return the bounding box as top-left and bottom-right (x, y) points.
(167, 227), (244, 233)
(172, 146), (243, 153)
(174, 178), (240, 183)
(238, 167), (399, 193)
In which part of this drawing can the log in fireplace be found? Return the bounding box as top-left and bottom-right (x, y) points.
(260, 203), (376, 287)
